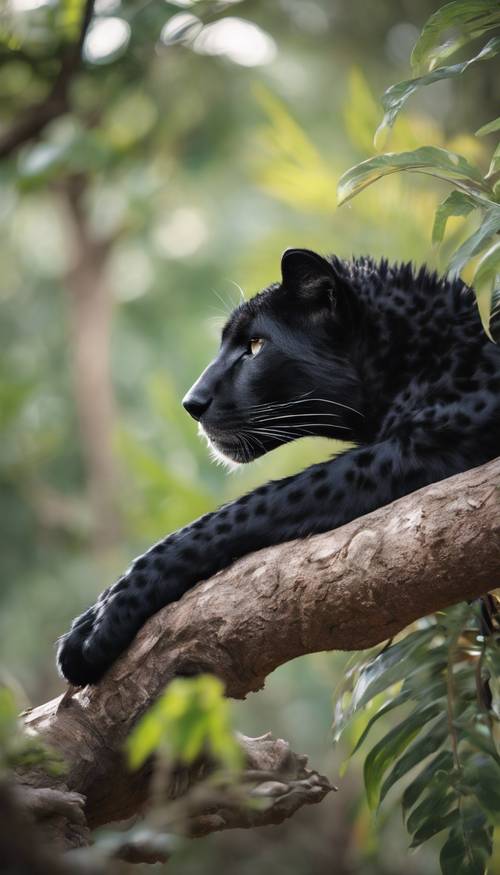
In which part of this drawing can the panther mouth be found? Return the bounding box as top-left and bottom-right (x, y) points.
(197, 423), (264, 468)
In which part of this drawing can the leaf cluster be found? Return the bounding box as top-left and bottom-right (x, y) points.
(333, 604), (500, 874)
(337, 0), (500, 341)
(0, 685), (65, 776)
(126, 674), (243, 773)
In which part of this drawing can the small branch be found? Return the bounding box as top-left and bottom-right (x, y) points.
(16, 457), (500, 850)
(0, 0), (95, 159)
(162, 731), (334, 839)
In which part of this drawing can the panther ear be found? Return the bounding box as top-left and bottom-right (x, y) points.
(280, 248), (337, 304)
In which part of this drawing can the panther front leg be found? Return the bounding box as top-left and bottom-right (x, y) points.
(58, 434), (467, 686)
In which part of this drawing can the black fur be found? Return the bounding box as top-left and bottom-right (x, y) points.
(57, 249), (500, 685)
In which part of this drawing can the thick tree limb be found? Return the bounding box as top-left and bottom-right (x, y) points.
(19, 458), (500, 851)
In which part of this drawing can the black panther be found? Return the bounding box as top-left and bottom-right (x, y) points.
(57, 248), (500, 686)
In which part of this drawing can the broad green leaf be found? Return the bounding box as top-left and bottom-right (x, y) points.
(448, 205), (500, 276)
(440, 814), (493, 875)
(402, 750), (454, 816)
(363, 703), (442, 809)
(379, 714), (448, 805)
(432, 190), (478, 244)
(490, 283), (500, 343)
(376, 38), (500, 143)
(411, 1), (500, 74)
(476, 117), (500, 137)
(337, 146), (489, 207)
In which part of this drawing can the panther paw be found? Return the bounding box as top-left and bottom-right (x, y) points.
(57, 611), (108, 687)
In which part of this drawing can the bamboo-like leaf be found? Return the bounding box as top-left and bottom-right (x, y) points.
(476, 117), (500, 137)
(410, 808), (459, 848)
(411, 0), (500, 74)
(447, 205), (500, 276)
(406, 770), (456, 837)
(376, 38), (500, 142)
(351, 629), (437, 713)
(463, 756), (500, 825)
(337, 146), (489, 207)
(379, 715), (448, 805)
(458, 723), (500, 764)
(402, 749), (454, 816)
(363, 703), (442, 809)
(332, 629), (436, 741)
(440, 813), (493, 875)
(349, 689), (411, 756)
(433, 190), (478, 244)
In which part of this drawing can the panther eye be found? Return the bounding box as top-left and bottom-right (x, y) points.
(249, 338), (264, 356)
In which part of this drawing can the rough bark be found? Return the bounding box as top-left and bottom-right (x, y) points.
(19, 458), (500, 853)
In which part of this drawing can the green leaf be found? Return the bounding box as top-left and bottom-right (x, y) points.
(489, 282), (500, 343)
(473, 241), (500, 286)
(406, 769), (456, 836)
(332, 629), (436, 742)
(376, 38), (500, 143)
(486, 141), (500, 178)
(337, 146), (488, 207)
(411, 1), (500, 74)
(463, 756), (500, 825)
(448, 205), (500, 276)
(402, 750), (454, 816)
(410, 807), (459, 848)
(0, 687), (19, 749)
(475, 116), (500, 137)
(351, 628), (437, 712)
(459, 722), (500, 764)
(126, 675), (243, 773)
(363, 703), (442, 809)
(350, 689), (411, 757)
(379, 715), (448, 805)
(432, 190), (478, 244)
(440, 813), (493, 875)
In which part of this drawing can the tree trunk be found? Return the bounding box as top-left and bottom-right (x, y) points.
(61, 176), (120, 552)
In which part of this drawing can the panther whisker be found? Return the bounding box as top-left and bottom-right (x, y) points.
(252, 423), (352, 431)
(230, 280), (247, 304)
(251, 412), (342, 423)
(243, 396), (364, 418)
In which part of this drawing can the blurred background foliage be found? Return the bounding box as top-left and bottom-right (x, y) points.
(0, 0), (498, 872)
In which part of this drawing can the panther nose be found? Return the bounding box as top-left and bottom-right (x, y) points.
(182, 390), (212, 422)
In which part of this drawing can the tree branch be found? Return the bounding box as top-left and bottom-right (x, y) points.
(18, 458), (500, 852)
(0, 0), (95, 159)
